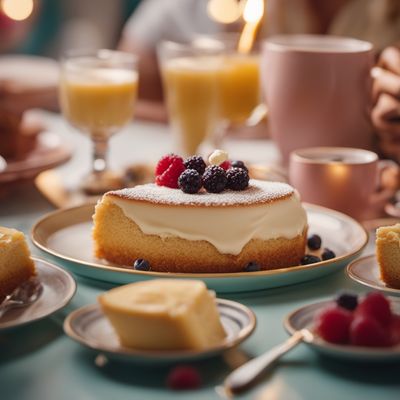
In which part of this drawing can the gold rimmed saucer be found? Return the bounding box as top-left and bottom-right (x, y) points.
(347, 255), (400, 297)
(31, 203), (368, 293)
(0, 257), (76, 331)
(64, 298), (256, 364)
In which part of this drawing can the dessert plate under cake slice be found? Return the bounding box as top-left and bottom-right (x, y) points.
(0, 257), (76, 330)
(347, 255), (400, 297)
(31, 203), (368, 293)
(64, 298), (256, 364)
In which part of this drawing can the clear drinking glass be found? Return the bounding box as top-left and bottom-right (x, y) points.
(59, 49), (138, 194)
(158, 41), (225, 157)
(194, 33), (261, 126)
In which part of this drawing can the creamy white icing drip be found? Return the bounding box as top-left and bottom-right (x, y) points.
(106, 181), (307, 255)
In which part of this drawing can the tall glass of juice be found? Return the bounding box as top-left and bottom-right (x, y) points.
(194, 34), (261, 126)
(158, 41), (224, 156)
(59, 49), (138, 194)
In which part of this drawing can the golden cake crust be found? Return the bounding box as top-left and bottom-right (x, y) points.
(0, 227), (36, 301)
(93, 200), (307, 273)
(376, 224), (400, 288)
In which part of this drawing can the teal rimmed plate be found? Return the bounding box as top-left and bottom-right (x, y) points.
(31, 203), (367, 293)
(64, 298), (256, 364)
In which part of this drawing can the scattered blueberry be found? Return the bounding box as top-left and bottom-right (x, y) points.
(307, 234), (322, 250)
(184, 155), (206, 175)
(202, 165), (227, 193)
(231, 160), (248, 172)
(226, 167), (249, 191)
(321, 248), (336, 261)
(245, 261), (261, 272)
(133, 259), (151, 271)
(178, 169), (202, 194)
(300, 255), (321, 265)
(336, 292), (358, 311)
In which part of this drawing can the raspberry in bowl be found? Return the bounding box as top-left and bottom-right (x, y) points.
(284, 292), (400, 362)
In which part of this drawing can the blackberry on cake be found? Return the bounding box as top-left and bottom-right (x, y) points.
(178, 169), (202, 194)
(202, 165), (227, 193)
(226, 167), (249, 191)
(183, 156), (206, 175)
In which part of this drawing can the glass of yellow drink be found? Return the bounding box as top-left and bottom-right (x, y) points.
(194, 34), (262, 126)
(219, 53), (260, 124)
(158, 41), (224, 156)
(59, 49), (138, 193)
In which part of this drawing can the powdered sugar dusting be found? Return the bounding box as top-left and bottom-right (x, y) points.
(107, 180), (294, 207)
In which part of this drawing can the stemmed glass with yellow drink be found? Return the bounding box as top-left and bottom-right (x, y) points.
(158, 41), (225, 157)
(159, 38), (261, 158)
(194, 33), (261, 126)
(59, 50), (138, 194)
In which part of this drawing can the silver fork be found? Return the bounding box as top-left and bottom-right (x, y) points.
(0, 277), (43, 318)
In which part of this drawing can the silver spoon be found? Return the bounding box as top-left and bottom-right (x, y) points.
(224, 328), (314, 395)
(0, 277), (43, 318)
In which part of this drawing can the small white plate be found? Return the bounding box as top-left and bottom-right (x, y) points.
(0, 257), (76, 330)
(285, 299), (400, 362)
(64, 299), (256, 364)
(347, 255), (400, 296)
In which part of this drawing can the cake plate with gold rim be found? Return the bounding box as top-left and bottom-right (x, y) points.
(31, 203), (368, 293)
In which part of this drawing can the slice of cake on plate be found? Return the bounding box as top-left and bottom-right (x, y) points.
(376, 224), (400, 288)
(98, 279), (226, 350)
(0, 227), (36, 302)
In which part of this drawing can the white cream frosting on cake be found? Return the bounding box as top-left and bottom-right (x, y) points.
(106, 180), (307, 255)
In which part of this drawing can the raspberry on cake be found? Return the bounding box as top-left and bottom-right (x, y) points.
(0, 227), (36, 302)
(92, 179), (308, 273)
(376, 224), (400, 288)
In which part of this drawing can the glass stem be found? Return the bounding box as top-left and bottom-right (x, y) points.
(92, 135), (108, 175)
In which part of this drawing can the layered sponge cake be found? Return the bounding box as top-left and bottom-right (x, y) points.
(93, 180), (307, 273)
(0, 227), (36, 301)
(99, 279), (226, 350)
(376, 224), (400, 288)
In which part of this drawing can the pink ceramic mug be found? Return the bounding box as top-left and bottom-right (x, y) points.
(261, 35), (375, 165)
(289, 147), (397, 220)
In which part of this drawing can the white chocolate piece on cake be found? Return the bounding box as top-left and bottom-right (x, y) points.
(98, 279), (226, 350)
(0, 227), (36, 301)
(376, 224), (400, 288)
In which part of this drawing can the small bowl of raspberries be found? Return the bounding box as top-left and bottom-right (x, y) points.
(154, 150), (250, 194)
(285, 291), (400, 362)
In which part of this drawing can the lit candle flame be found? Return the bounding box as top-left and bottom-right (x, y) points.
(238, 0), (264, 54)
(1, 0), (34, 21)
